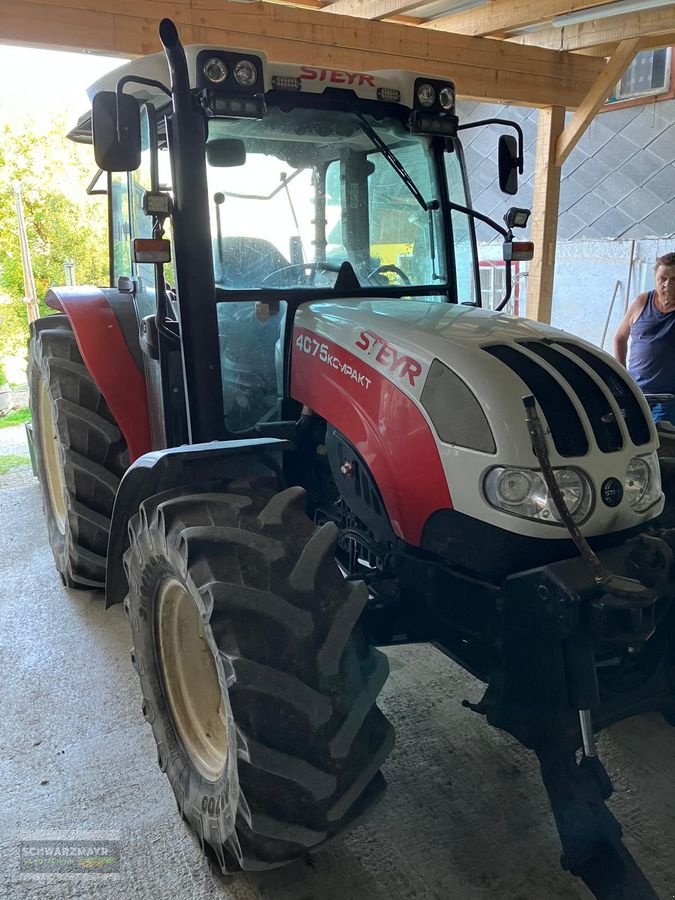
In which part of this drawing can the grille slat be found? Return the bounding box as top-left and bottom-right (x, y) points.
(520, 341), (623, 453)
(484, 344), (589, 457)
(556, 341), (651, 447)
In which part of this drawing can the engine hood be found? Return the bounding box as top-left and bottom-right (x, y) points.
(293, 298), (661, 541)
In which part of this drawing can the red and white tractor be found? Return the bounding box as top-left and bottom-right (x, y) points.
(29, 18), (675, 898)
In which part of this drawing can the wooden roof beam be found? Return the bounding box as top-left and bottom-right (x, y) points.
(576, 31), (675, 56)
(556, 37), (639, 166)
(324, 0), (425, 20)
(423, 0), (619, 38)
(0, 0), (604, 108)
(510, 4), (675, 51)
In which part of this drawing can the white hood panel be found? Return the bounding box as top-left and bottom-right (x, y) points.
(294, 299), (662, 541)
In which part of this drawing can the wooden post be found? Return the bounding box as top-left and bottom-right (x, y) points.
(526, 106), (565, 324)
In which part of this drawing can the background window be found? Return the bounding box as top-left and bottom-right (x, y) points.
(479, 264), (505, 310)
(610, 48), (672, 101)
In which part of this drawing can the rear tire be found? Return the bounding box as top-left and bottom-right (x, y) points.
(124, 483), (394, 871)
(28, 315), (129, 587)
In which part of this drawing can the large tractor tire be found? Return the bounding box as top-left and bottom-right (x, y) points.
(124, 483), (394, 871)
(28, 315), (129, 588)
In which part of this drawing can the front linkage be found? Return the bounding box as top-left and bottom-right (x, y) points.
(467, 398), (675, 899)
(470, 525), (675, 899)
(333, 402), (675, 896)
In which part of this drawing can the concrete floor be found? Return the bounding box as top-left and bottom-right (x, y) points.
(2, 426), (675, 899)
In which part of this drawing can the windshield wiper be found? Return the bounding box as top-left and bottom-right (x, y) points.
(356, 113), (442, 281)
(355, 112), (430, 212)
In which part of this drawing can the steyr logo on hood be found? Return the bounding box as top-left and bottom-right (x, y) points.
(299, 66), (375, 87)
(355, 330), (422, 386)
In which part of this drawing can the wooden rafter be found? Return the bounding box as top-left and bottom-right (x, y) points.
(325, 0), (423, 20)
(577, 31), (675, 56)
(556, 37), (639, 167)
(422, 0), (619, 38)
(510, 4), (675, 51)
(0, 0), (604, 108)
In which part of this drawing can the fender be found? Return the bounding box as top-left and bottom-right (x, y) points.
(45, 285), (152, 462)
(105, 438), (289, 607)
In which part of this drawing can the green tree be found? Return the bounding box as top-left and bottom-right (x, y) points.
(0, 112), (109, 375)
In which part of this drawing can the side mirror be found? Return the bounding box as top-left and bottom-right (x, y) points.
(92, 91), (141, 172)
(498, 135), (519, 195)
(206, 138), (246, 168)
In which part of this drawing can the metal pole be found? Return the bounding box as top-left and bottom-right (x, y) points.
(600, 280), (622, 350)
(624, 239), (636, 314)
(13, 183), (40, 323)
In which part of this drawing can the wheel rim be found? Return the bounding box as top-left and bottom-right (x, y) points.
(156, 577), (229, 781)
(38, 377), (67, 534)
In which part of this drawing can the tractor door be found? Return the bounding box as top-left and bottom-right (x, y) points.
(109, 104), (187, 448)
(444, 140), (480, 306)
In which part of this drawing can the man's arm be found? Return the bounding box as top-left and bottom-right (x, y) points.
(614, 294), (648, 367)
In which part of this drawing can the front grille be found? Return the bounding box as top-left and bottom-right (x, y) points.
(556, 342), (650, 447)
(484, 344), (588, 457)
(520, 341), (623, 453)
(484, 339), (652, 455)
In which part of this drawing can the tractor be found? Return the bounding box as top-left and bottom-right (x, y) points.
(28, 17), (675, 898)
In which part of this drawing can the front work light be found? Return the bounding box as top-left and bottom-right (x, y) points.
(203, 57), (228, 84)
(234, 60), (258, 87)
(417, 83), (436, 108)
(439, 86), (455, 109)
(504, 207), (531, 229)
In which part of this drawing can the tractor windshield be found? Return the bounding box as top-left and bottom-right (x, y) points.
(205, 107), (447, 291)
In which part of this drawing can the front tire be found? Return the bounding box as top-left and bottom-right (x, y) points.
(28, 315), (129, 587)
(124, 483), (394, 871)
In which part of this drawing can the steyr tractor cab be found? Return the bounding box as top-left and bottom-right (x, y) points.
(29, 17), (675, 898)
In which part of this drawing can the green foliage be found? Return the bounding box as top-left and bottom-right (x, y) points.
(0, 112), (109, 365)
(0, 454), (30, 475)
(0, 408), (31, 429)
(0, 294), (28, 363)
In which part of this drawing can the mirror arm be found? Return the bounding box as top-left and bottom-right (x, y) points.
(446, 201), (519, 312)
(494, 261), (513, 312)
(457, 118), (524, 174)
(446, 200), (509, 239)
(115, 76), (171, 142)
(85, 168), (107, 196)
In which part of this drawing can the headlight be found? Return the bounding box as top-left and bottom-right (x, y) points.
(484, 466), (593, 525)
(417, 83), (436, 108)
(625, 452), (661, 512)
(203, 57), (228, 84)
(234, 60), (258, 87)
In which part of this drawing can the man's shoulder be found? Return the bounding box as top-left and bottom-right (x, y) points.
(628, 292), (650, 324)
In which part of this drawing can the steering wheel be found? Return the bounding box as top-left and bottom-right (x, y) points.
(260, 261), (343, 288)
(367, 264), (412, 286)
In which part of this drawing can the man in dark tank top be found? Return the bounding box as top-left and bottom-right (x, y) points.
(615, 252), (675, 423)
